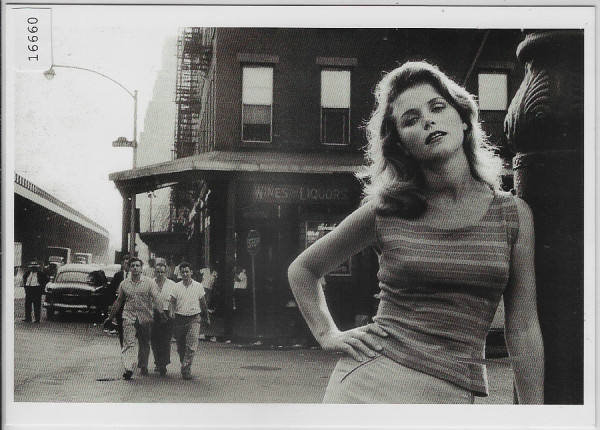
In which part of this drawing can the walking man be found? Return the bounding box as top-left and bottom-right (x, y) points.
(151, 258), (176, 376)
(169, 262), (211, 380)
(104, 257), (162, 380)
(22, 261), (48, 323)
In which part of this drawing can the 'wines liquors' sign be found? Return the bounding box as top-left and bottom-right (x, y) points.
(251, 183), (350, 204)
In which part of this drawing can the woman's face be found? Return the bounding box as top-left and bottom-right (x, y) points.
(391, 82), (466, 162)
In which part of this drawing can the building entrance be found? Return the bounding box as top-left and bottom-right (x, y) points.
(232, 177), (364, 343)
(236, 203), (299, 342)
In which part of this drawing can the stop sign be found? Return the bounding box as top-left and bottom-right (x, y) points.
(246, 230), (261, 255)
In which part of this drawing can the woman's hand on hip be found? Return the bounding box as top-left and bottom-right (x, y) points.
(320, 324), (388, 362)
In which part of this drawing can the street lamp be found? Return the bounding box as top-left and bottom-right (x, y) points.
(44, 64), (138, 257)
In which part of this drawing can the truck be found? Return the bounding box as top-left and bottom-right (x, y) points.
(45, 246), (72, 279)
(74, 252), (93, 264)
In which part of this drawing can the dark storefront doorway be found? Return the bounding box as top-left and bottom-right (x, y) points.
(232, 177), (364, 344)
(236, 203), (299, 342)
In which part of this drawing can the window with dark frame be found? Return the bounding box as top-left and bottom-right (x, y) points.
(477, 72), (508, 111)
(242, 66), (273, 143)
(321, 69), (350, 145)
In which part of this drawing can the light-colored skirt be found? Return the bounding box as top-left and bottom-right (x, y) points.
(323, 354), (475, 404)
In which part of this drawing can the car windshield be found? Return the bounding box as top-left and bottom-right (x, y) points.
(55, 271), (95, 284)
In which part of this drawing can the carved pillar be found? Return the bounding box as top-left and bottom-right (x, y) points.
(504, 30), (584, 404)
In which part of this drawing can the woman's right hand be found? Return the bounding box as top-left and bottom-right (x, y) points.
(319, 324), (388, 362)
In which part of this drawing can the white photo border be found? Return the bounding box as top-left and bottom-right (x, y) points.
(2, 2), (595, 430)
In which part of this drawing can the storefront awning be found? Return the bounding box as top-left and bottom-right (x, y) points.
(109, 150), (366, 195)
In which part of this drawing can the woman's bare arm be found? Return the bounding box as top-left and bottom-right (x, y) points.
(288, 202), (387, 361)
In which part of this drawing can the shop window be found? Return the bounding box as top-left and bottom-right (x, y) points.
(242, 66), (273, 143)
(321, 69), (350, 145)
(478, 72), (508, 111)
(305, 221), (351, 276)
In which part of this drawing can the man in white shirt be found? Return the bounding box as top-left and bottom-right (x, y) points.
(151, 258), (177, 376)
(169, 262), (211, 380)
(22, 261), (48, 323)
(105, 258), (162, 380)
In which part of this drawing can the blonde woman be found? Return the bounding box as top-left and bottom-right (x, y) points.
(288, 61), (544, 404)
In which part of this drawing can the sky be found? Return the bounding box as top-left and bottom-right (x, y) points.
(10, 6), (180, 252)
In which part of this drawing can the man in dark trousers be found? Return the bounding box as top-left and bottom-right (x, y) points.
(106, 254), (130, 346)
(22, 261), (48, 323)
(150, 258), (176, 376)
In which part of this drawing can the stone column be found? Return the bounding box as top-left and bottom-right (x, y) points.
(504, 30), (584, 404)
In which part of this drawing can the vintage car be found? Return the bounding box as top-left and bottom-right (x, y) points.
(43, 263), (110, 320)
(102, 263), (122, 285)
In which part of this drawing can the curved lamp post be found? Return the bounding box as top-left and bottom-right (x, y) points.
(44, 64), (138, 257)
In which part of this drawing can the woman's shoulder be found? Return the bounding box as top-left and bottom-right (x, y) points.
(341, 200), (378, 226)
(493, 190), (536, 245)
(494, 189), (515, 203)
(494, 190), (533, 216)
(316, 201), (379, 248)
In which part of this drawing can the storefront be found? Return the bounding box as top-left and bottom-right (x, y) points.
(227, 173), (375, 342)
(110, 151), (379, 344)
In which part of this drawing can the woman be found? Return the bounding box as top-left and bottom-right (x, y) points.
(288, 61), (544, 404)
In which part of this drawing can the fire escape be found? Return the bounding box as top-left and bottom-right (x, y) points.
(168, 27), (216, 253)
(173, 27), (215, 159)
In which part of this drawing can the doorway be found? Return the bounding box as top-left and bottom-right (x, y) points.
(236, 203), (299, 340)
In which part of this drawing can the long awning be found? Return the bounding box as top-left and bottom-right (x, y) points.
(109, 150), (366, 195)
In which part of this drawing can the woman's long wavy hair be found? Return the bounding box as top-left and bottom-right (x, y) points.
(359, 61), (502, 218)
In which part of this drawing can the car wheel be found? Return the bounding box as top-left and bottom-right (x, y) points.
(46, 308), (55, 321)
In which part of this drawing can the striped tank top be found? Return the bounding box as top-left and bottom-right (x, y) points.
(372, 191), (519, 396)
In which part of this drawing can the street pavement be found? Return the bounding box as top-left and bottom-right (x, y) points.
(12, 289), (514, 404)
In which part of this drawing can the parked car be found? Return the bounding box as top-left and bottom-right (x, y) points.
(101, 263), (122, 285)
(43, 263), (109, 320)
(101, 263), (122, 306)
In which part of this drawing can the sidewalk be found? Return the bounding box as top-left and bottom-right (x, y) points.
(13, 295), (513, 404)
(13, 329), (514, 404)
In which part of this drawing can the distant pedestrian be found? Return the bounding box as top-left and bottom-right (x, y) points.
(106, 254), (130, 346)
(169, 262), (211, 380)
(173, 263), (182, 281)
(22, 261), (48, 323)
(151, 258), (176, 376)
(104, 257), (162, 380)
(199, 265), (217, 307)
(166, 255), (177, 281)
(143, 258), (156, 278)
(233, 266), (247, 311)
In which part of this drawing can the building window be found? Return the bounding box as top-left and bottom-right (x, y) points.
(321, 69), (350, 145)
(242, 66), (273, 143)
(478, 72), (508, 111)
